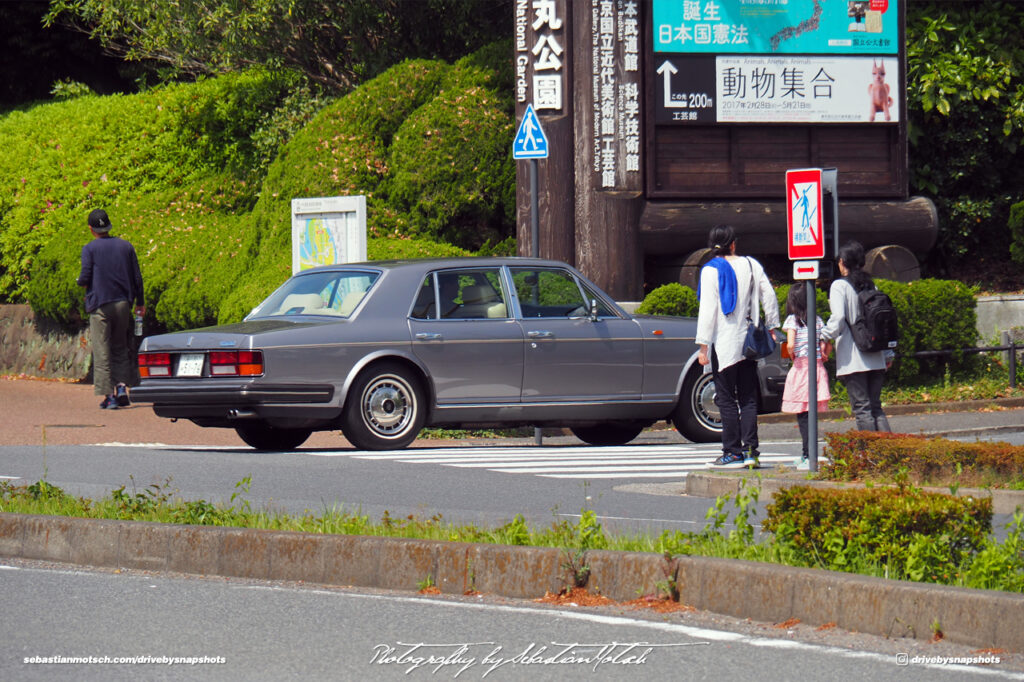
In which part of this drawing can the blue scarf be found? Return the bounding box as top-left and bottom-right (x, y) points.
(698, 257), (738, 315)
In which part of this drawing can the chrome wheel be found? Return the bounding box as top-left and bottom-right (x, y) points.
(691, 371), (722, 432)
(344, 363), (425, 451)
(360, 374), (417, 439)
(673, 367), (723, 443)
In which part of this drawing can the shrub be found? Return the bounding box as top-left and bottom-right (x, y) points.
(1, 72), (283, 311)
(821, 430), (1024, 488)
(878, 278), (980, 383)
(763, 485), (993, 580)
(1010, 200), (1024, 265)
(636, 283), (698, 317)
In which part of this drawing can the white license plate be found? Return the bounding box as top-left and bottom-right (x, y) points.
(176, 353), (205, 377)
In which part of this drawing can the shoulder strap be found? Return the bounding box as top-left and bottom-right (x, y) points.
(745, 257), (759, 322)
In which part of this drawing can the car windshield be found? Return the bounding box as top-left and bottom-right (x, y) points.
(249, 269), (379, 319)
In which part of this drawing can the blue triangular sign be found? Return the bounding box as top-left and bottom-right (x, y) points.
(513, 104), (549, 159)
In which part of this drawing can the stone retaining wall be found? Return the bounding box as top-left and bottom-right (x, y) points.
(0, 305), (90, 380)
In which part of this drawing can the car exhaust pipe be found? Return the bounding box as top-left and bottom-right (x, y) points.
(228, 409), (258, 419)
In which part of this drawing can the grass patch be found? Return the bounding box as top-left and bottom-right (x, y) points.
(2, 476), (1022, 594)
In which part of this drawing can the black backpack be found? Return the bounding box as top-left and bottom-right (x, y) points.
(845, 281), (899, 353)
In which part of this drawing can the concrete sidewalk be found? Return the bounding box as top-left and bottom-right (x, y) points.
(4, 375), (1024, 447)
(3, 376), (1024, 652)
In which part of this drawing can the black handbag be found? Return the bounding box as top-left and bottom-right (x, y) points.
(742, 258), (776, 360)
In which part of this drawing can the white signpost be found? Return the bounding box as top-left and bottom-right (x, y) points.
(290, 196), (367, 275)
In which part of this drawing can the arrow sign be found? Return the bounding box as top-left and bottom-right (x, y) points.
(657, 60), (686, 109)
(513, 104), (549, 159)
(793, 260), (820, 280)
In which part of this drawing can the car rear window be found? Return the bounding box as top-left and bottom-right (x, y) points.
(251, 270), (379, 318)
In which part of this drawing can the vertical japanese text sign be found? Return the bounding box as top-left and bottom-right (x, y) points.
(786, 169), (825, 260)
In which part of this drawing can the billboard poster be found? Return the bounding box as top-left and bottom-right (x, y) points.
(653, 0), (899, 55)
(655, 55), (899, 124)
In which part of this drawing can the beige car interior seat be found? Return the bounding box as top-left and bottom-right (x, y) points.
(459, 285), (507, 319)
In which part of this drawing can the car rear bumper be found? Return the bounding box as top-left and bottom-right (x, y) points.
(131, 381), (340, 426)
(131, 381), (335, 405)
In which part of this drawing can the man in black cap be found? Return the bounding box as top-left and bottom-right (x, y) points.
(77, 208), (145, 409)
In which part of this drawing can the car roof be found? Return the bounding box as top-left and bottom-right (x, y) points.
(297, 257), (577, 275)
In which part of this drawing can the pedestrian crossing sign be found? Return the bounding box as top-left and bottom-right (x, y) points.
(513, 104), (549, 159)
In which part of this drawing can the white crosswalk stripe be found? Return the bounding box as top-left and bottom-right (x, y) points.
(307, 444), (799, 480)
(89, 442), (807, 480)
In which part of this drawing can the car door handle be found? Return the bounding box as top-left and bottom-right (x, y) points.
(415, 333), (442, 341)
(527, 330), (553, 339)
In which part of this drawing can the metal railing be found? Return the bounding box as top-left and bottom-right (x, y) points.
(908, 342), (1021, 388)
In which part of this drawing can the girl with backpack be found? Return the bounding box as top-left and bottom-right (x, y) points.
(820, 241), (894, 432)
(781, 282), (831, 469)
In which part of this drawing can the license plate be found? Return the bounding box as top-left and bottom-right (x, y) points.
(176, 353), (205, 377)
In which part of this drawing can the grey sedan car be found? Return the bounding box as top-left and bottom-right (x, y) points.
(132, 258), (786, 450)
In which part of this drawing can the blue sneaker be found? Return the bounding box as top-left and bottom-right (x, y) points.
(743, 450), (760, 468)
(707, 452), (746, 469)
(99, 395), (119, 410)
(115, 383), (130, 407)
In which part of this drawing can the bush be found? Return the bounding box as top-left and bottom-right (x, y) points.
(1010, 200), (1024, 265)
(1, 72), (284, 316)
(640, 278), (977, 387)
(877, 278), (980, 383)
(763, 485), (993, 580)
(220, 51), (516, 323)
(636, 283), (698, 317)
(5, 48), (517, 332)
(821, 430), (1024, 488)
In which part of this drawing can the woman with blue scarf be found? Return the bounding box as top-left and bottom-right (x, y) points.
(695, 225), (779, 468)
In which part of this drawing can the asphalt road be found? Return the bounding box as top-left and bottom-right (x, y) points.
(3, 560), (1021, 682)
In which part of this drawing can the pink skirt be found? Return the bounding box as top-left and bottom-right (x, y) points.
(781, 356), (830, 413)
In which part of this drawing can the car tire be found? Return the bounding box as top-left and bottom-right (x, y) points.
(343, 363), (425, 451)
(570, 423), (644, 446)
(672, 367), (723, 443)
(234, 422), (313, 451)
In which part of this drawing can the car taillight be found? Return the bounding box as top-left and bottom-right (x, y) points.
(209, 350), (264, 376)
(138, 352), (171, 378)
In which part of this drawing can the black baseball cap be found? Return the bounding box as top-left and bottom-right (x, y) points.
(88, 209), (112, 234)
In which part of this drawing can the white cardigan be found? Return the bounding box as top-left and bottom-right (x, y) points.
(695, 256), (779, 371)
(820, 278), (888, 376)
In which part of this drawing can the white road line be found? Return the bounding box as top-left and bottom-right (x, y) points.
(0, 475), (20, 480)
(83, 442), (809, 481)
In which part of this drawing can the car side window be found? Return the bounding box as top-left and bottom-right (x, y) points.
(579, 282), (617, 318)
(419, 269), (508, 320)
(510, 268), (589, 318)
(410, 275), (436, 320)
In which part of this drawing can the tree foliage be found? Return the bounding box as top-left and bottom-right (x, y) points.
(45, 0), (512, 93)
(906, 1), (1024, 266)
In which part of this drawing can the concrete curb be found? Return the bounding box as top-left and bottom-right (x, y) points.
(686, 472), (1024, 515)
(757, 396), (1024, 424)
(2, 512), (1022, 652)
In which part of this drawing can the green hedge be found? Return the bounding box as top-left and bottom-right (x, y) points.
(3, 42), (515, 332)
(763, 486), (993, 580)
(639, 277), (979, 384)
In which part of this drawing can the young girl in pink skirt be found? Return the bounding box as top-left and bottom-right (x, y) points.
(782, 282), (832, 469)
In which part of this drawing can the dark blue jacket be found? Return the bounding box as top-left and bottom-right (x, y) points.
(77, 235), (145, 313)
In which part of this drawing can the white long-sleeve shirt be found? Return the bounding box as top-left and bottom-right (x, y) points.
(695, 256), (779, 371)
(820, 278), (888, 376)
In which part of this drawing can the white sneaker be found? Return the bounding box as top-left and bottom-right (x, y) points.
(795, 457), (810, 471)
